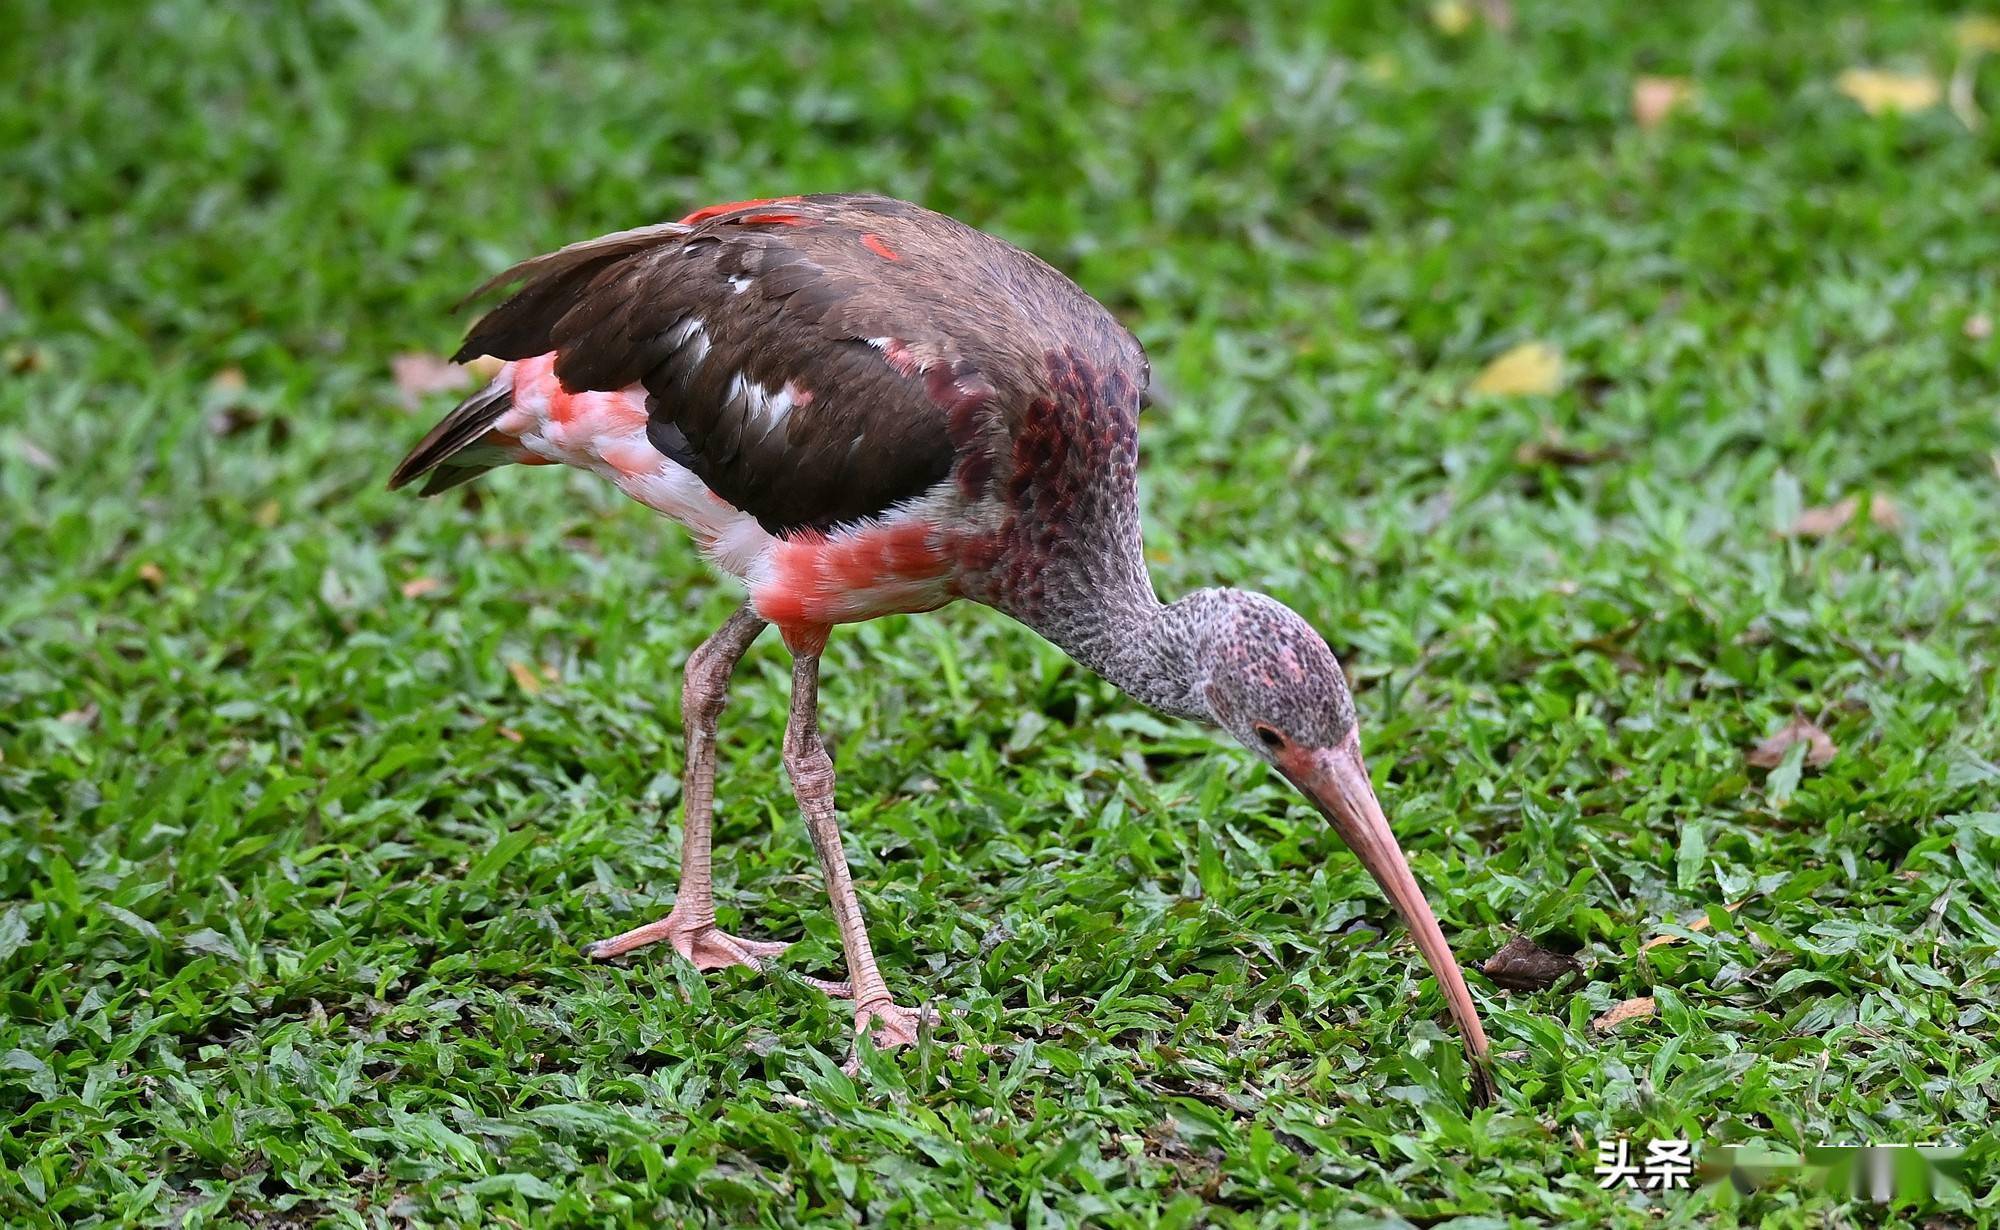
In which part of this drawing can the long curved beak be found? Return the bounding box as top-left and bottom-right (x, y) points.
(1279, 729), (1494, 1104)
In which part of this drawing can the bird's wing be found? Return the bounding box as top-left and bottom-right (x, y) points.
(454, 194), (1148, 534)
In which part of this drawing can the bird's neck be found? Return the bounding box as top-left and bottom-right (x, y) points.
(1022, 577), (1220, 724)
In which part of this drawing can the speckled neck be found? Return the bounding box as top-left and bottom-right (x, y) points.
(1032, 584), (1228, 723)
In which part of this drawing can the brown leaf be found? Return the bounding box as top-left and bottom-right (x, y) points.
(507, 660), (544, 696)
(1514, 434), (1617, 467)
(391, 353), (471, 409)
(496, 725), (524, 743)
(1746, 715), (1838, 770)
(1593, 995), (1656, 1033)
(1468, 342), (1564, 397)
(137, 562), (165, 588)
(1837, 68), (1941, 115)
(1632, 75), (1694, 129)
(1480, 935), (1583, 991)
(400, 575), (443, 599)
(210, 366), (247, 393)
(1789, 493), (1901, 537)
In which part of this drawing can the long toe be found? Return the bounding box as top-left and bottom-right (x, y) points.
(679, 928), (790, 973)
(859, 1000), (933, 1051)
(581, 910), (789, 974)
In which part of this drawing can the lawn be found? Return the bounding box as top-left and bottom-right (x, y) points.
(4, 0), (2000, 1225)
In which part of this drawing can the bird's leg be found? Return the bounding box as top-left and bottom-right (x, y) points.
(582, 605), (788, 970)
(781, 648), (930, 1054)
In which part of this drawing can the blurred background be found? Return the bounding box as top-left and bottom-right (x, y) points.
(3, 2), (1998, 1225)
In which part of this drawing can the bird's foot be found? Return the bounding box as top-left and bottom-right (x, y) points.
(580, 908), (788, 972)
(841, 997), (935, 1071)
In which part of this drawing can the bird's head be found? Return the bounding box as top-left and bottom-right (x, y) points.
(1192, 589), (1493, 1100)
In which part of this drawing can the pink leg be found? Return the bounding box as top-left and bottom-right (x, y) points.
(583, 606), (786, 969)
(781, 649), (931, 1058)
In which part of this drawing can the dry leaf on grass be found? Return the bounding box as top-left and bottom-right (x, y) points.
(1593, 996), (1656, 1033)
(1481, 936), (1583, 991)
(1747, 715), (1838, 770)
(1788, 494), (1901, 537)
(1469, 342), (1564, 396)
(507, 660), (545, 696)
(400, 575), (443, 599)
(391, 353), (472, 409)
(1514, 434), (1618, 467)
(1632, 76), (1694, 129)
(1640, 899), (1747, 952)
(137, 562), (165, 588)
(1838, 68), (1941, 115)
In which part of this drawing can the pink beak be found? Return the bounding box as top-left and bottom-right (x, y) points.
(1280, 729), (1495, 1104)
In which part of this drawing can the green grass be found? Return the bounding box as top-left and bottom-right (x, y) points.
(5, 1), (2000, 1225)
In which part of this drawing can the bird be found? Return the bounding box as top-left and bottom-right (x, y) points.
(390, 193), (1494, 1101)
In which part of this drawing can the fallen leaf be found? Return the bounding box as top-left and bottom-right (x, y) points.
(507, 661), (544, 696)
(1966, 312), (1992, 340)
(207, 406), (263, 438)
(1837, 68), (1941, 115)
(1788, 494), (1901, 536)
(137, 562), (165, 588)
(1468, 342), (1564, 397)
(391, 353), (471, 409)
(1640, 899), (1747, 952)
(1957, 15), (2000, 53)
(400, 575), (443, 599)
(1480, 936), (1583, 991)
(1429, 0), (1474, 36)
(496, 725), (524, 743)
(1593, 996), (1656, 1033)
(1747, 715), (1838, 770)
(210, 366), (247, 393)
(1514, 434), (1617, 467)
(1632, 75), (1694, 129)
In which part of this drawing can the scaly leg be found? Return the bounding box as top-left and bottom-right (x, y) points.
(582, 605), (786, 969)
(782, 648), (930, 1053)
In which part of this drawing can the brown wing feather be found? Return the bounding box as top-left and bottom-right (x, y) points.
(449, 194), (1150, 533)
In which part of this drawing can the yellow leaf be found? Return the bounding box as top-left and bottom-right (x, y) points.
(1430, 0), (1474, 36)
(1468, 342), (1564, 396)
(1632, 76), (1694, 129)
(1956, 15), (2000, 53)
(1838, 68), (1942, 114)
(507, 660), (544, 696)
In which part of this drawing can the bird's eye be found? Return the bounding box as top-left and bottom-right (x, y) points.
(1254, 725), (1285, 750)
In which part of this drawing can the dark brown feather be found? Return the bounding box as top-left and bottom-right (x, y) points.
(451, 194), (1151, 533)
(387, 380), (512, 492)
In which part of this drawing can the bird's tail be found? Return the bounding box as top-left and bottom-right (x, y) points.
(387, 377), (516, 495)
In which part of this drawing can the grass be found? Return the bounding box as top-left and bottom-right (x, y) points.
(4, 0), (2000, 1224)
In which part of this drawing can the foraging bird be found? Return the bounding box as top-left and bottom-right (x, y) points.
(391, 194), (1493, 1099)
